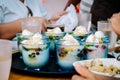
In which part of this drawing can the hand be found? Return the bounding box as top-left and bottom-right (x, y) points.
(50, 11), (68, 23)
(71, 62), (118, 80)
(71, 62), (97, 80)
(109, 12), (120, 36)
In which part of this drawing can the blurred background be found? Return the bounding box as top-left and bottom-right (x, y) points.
(42, 0), (68, 17)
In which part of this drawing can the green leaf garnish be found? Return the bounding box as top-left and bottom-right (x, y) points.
(69, 32), (73, 34)
(100, 64), (103, 66)
(49, 36), (55, 40)
(22, 46), (30, 51)
(28, 53), (36, 58)
(37, 48), (42, 51)
(85, 43), (94, 48)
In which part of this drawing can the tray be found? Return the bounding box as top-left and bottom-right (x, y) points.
(11, 52), (77, 77)
(11, 52), (114, 77)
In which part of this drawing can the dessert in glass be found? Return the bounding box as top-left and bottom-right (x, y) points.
(71, 26), (89, 42)
(20, 34), (49, 70)
(56, 34), (84, 70)
(16, 30), (35, 59)
(47, 23), (64, 31)
(16, 29), (33, 45)
(85, 31), (109, 59)
(43, 27), (65, 57)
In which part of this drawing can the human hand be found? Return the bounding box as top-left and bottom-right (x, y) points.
(71, 62), (118, 80)
(71, 62), (97, 80)
(109, 12), (120, 36)
(50, 11), (68, 23)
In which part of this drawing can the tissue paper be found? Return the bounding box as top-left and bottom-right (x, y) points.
(56, 4), (78, 32)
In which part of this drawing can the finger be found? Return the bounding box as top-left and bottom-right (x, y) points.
(73, 62), (94, 78)
(71, 74), (85, 80)
(41, 24), (46, 32)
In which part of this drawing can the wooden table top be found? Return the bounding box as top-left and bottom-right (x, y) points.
(9, 71), (71, 80)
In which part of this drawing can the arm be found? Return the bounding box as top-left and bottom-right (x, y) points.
(64, 0), (81, 10)
(0, 17), (48, 40)
(0, 19), (22, 40)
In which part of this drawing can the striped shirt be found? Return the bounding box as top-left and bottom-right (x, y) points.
(80, 0), (94, 13)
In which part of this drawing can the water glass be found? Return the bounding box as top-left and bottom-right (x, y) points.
(21, 19), (42, 33)
(0, 39), (12, 80)
(97, 20), (117, 48)
(46, 23), (65, 32)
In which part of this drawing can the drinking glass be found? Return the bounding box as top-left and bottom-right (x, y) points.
(0, 39), (12, 80)
(46, 23), (65, 32)
(44, 24), (65, 57)
(56, 40), (84, 70)
(21, 39), (50, 71)
(97, 20), (117, 48)
(21, 19), (42, 33)
(85, 42), (108, 59)
(78, 12), (91, 32)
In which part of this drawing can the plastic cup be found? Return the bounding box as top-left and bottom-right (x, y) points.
(21, 19), (42, 33)
(0, 39), (12, 80)
(97, 20), (117, 49)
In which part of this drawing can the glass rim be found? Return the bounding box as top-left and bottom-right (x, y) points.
(46, 23), (65, 27)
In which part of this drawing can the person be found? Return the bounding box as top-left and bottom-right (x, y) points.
(64, 0), (120, 27)
(71, 62), (120, 80)
(109, 12), (120, 36)
(64, 0), (94, 14)
(64, 0), (80, 11)
(91, 0), (120, 27)
(0, 0), (67, 39)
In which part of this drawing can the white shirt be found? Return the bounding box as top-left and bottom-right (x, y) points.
(0, 0), (50, 23)
(80, 0), (94, 13)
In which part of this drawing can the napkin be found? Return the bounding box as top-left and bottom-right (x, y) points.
(56, 4), (78, 32)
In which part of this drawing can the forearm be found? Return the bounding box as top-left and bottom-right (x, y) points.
(0, 19), (22, 40)
(64, 0), (81, 10)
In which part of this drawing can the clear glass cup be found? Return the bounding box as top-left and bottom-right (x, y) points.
(0, 39), (12, 80)
(21, 39), (49, 70)
(97, 20), (112, 37)
(16, 33), (33, 45)
(56, 40), (84, 70)
(21, 19), (42, 33)
(16, 33), (32, 59)
(97, 20), (117, 49)
(85, 42), (108, 59)
(78, 12), (91, 32)
(70, 32), (91, 43)
(46, 23), (65, 32)
(43, 32), (66, 57)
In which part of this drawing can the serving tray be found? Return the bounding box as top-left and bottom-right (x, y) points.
(11, 52), (77, 77)
(11, 52), (114, 77)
